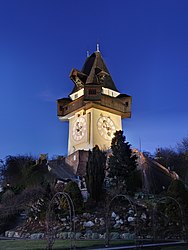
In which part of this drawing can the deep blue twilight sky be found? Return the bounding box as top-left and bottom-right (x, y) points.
(0, 0), (188, 159)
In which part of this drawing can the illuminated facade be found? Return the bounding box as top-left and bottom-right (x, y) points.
(57, 48), (131, 155)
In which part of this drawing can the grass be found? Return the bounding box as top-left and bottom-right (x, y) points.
(0, 239), (187, 250)
(165, 247), (188, 249)
(0, 239), (131, 250)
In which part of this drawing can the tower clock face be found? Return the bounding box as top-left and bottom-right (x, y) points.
(97, 116), (116, 140)
(72, 116), (87, 141)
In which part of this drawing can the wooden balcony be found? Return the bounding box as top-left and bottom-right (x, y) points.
(57, 94), (131, 119)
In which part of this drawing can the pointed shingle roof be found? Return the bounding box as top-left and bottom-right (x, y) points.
(70, 51), (119, 94)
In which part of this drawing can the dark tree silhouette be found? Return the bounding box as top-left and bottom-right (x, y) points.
(2, 155), (35, 192)
(2, 155), (54, 193)
(85, 145), (106, 202)
(108, 130), (137, 190)
(155, 140), (188, 184)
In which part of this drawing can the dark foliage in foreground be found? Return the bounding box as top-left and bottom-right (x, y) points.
(108, 131), (137, 191)
(86, 145), (106, 202)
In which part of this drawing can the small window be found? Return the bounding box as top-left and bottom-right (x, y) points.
(125, 102), (129, 107)
(60, 106), (64, 111)
(99, 75), (105, 82)
(88, 89), (97, 95)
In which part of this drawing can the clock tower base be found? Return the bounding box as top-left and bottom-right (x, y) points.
(65, 150), (89, 176)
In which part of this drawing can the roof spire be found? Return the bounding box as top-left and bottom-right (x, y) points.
(96, 43), (100, 52)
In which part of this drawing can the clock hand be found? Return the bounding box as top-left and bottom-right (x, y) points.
(103, 120), (108, 128)
(102, 121), (112, 134)
(76, 123), (83, 134)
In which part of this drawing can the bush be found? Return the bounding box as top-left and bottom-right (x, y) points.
(126, 169), (142, 194)
(63, 181), (83, 212)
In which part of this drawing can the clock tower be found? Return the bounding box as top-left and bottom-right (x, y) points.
(57, 47), (131, 155)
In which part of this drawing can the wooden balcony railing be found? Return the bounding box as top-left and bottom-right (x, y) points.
(58, 94), (131, 117)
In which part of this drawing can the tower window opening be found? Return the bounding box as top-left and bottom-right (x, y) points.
(125, 102), (129, 107)
(99, 75), (105, 82)
(88, 89), (97, 95)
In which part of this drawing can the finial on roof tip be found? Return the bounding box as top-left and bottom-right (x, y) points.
(96, 43), (100, 52)
(86, 50), (90, 57)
